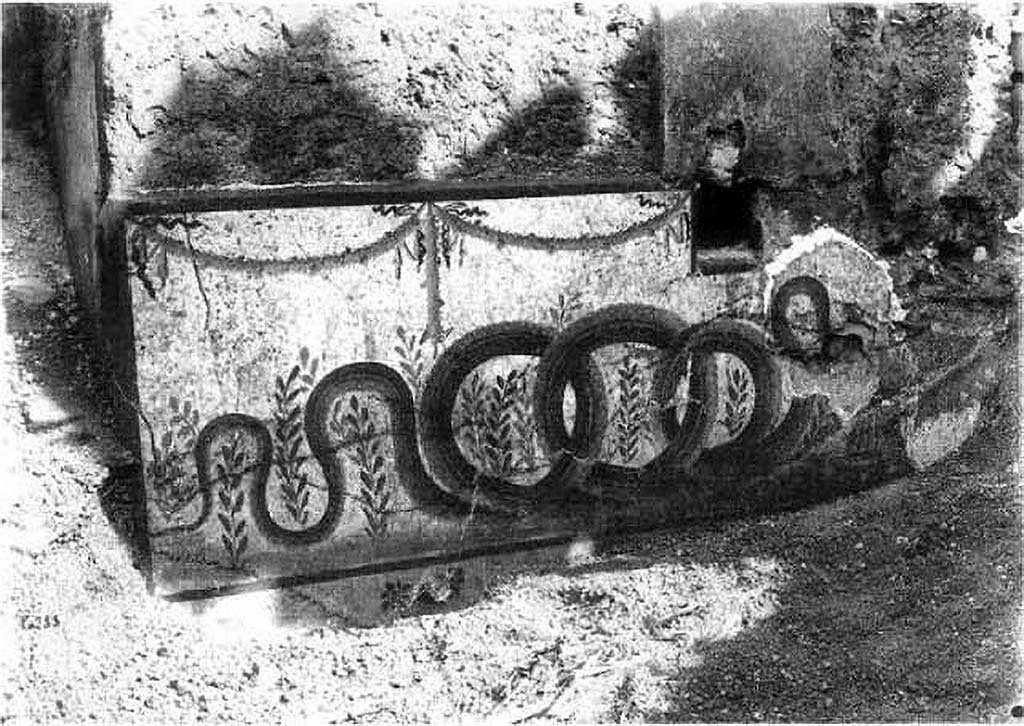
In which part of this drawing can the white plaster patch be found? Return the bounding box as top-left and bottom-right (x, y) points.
(904, 400), (982, 471)
(929, 3), (1012, 198)
(780, 356), (879, 424)
(762, 226), (906, 328)
(189, 588), (282, 645)
(565, 536), (595, 565)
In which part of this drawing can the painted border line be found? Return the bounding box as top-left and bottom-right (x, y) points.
(162, 529), (586, 602)
(112, 176), (674, 216)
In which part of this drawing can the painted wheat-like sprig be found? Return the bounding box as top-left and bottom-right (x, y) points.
(722, 358), (754, 440)
(272, 347), (319, 525)
(215, 431), (250, 568)
(611, 353), (650, 464)
(332, 395), (392, 541)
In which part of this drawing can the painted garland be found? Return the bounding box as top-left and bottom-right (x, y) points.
(128, 196), (692, 271)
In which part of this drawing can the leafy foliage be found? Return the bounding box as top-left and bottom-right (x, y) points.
(722, 357), (754, 439)
(479, 369), (521, 477)
(453, 364), (542, 479)
(548, 290), (584, 332)
(332, 395), (392, 541)
(610, 353), (650, 464)
(394, 325), (430, 399)
(214, 431), (250, 568)
(441, 202), (488, 221)
(128, 216), (207, 298)
(371, 203), (418, 218)
(272, 347), (319, 525)
(394, 325), (450, 400)
(149, 396), (202, 517)
(636, 192), (675, 211)
(437, 203), (488, 268)
(436, 222), (457, 269)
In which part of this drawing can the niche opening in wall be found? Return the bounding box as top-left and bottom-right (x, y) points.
(690, 120), (765, 275)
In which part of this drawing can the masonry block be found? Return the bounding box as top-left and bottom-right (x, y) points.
(662, 4), (840, 181)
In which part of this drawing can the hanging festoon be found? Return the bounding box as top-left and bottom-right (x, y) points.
(429, 196), (692, 254)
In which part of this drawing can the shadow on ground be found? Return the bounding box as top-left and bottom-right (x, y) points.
(245, 384), (1020, 721)
(3, 276), (153, 575)
(3, 5), (153, 576)
(653, 412), (1020, 722)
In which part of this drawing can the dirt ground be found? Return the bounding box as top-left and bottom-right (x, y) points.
(3, 105), (1023, 724)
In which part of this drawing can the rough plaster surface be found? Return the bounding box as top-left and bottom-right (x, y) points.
(662, 3), (1018, 251)
(662, 4), (838, 181)
(102, 1), (659, 192)
(782, 357), (880, 425)
(763, 226), (905, 332)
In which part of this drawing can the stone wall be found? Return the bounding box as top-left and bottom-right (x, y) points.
(37, 5), (106, 322)
(662, 3), (1019, 255)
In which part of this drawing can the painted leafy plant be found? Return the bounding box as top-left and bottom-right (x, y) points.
(332, 395), (392, 541)
(394, 325), (430, 399)
(508, 363), (541, 473)
(273, 347), (319, 525)
(454, 371), (490, 470)
(215, 431), (250, 568)
(479, 369), (520, 477)
(722, 357), (754, 440)
(610, 353), (650, 464)
(453, 365), (541, 480)
(394, 324), (450, 400)
(438, 202), (487, 268)
(149, 397), (202, 517)
(548, 290), (584, 332)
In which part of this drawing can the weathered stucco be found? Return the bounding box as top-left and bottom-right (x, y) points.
(904, 400), (982, 470)
(101, 2), (661, 192)
(763, 226), (904, 332)
(662, 3), (1018, 253)
(663, 4), (839, 182)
